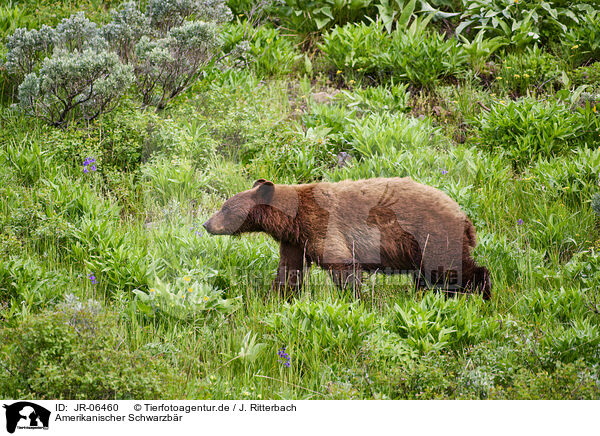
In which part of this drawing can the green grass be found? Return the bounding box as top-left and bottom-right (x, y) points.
(1, 0), (600, 400)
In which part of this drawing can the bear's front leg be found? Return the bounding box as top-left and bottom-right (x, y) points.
(272, 242), (306, 300)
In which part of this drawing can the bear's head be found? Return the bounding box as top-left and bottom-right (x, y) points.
(203, 179), (275, 235)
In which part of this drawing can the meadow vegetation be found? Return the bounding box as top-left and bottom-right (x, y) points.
(1, 0), (600, 399)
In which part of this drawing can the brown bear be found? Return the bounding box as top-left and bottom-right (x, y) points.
(203, 177), (491, 299)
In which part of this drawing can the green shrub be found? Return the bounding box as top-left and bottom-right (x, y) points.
(528, 148), (600, 207)
(132, 272), (242, 323)
(0, 256), (68, 317)
(458, 29), (506, 75)
(495, 46), (562, 95)
(0, 296), (182, 399)
(388, 294), (497, 354)
(264, 300), (379, 370)
(320, 21), (390, 80)
(544, 319), (600, 365)
(221, 22), (298, 77)
(134, 21), (222, 110)
(321, 18), (466, 88)
(141, 157), (211, 205)
(339, 82), (411, 115)
(276, 0), (378, 36)
(476, 98), (599, 169)
(17, 49), (133, 127)
(571, 62), (600, 88)
(388, 17), (466, 88)
(563, 10), (600, 66)
(456, 0), (590, 49)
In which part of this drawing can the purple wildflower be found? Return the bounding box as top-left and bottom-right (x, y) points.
(83, 157), (97, 173)
(278, 346), (291, 368)
(440, 169), (448, 175)
(517, 218), (524, 225)
(88, 273), (97, 285)
(190, 220), (203, 237)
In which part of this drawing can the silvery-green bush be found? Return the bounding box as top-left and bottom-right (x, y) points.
(146, 0), (232, 33)
(103, 1), (151, 63)
(134, 20), (221, 109)
(54, 11), (106, 52)
(18, 49), (134, 127)
(7, 1), (232, 121)
(4, 25), (54, 80)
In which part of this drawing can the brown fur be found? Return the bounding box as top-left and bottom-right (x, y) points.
(203, 177), (491, 300)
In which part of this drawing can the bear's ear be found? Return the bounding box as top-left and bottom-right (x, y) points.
(252, 178), (272, 188)
(253, 180), (274, 203)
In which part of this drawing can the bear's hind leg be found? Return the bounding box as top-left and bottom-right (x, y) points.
(461, 258), (492, 300)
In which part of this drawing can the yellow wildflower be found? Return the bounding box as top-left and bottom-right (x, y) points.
(149, 288), (156, 293)
(203, 296), (209, 301)
(184, 276), (191, 282)
(188, 287), (193, 292)
(497, 77), (503, 80)
(513, 74), (520, 78)
(571, 44), (580, 50)
(593, 105), (597, 113)
(336, 70), (342, 75)
(523, 73), (530, 78)
(349, 79), (355, 85)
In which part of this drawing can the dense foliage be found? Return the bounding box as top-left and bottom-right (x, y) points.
(0, 0), (599, 400)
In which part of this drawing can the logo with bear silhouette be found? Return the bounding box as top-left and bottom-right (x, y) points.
(3, 402), (50, 433)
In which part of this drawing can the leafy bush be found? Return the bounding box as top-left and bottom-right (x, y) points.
(388, 294), (497, 354)
(456, 0), (591, 49)
(458, 29), (506, 75)
(276, 0), (378, 36)
(221, 22), (298, 76)
(133, 272), (241, 323)
(571, 62), (600, 88)
(562, 10), (600, 66)
(134, 21), (222, 110)
(528, 148), (600, 207)
(248, 129), (336, 183)
(321, 18), (466, 88)
(339, 82), (411, 115)
(18, 49), (134, 127)
(476, 98), (599, 169)
(320, 21), (390, 80)
(495, 46), (562, 95)
(264, 300), (379, 364)
(544, 319), (600, 365)
(0, 296), (182, 399)
(0, 256), (68, 317)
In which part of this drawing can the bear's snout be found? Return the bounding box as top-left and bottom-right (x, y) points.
(203, 216), (228, 235)
(202, 219), (216, 234)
